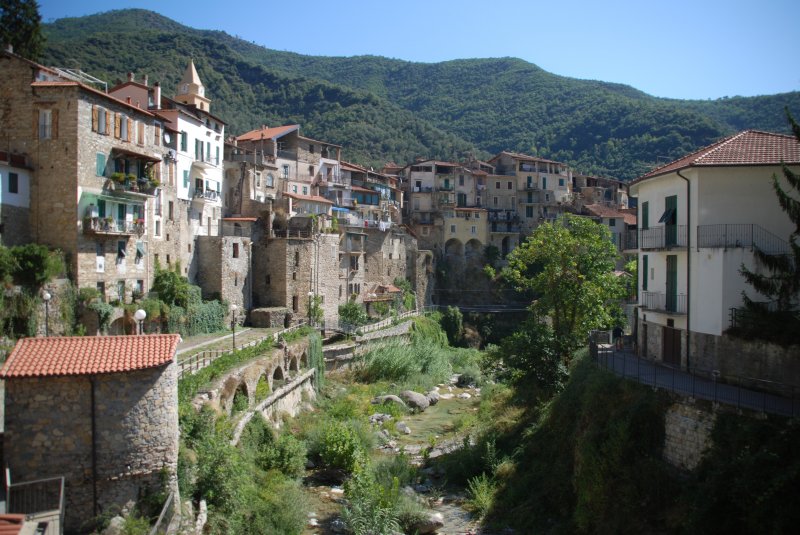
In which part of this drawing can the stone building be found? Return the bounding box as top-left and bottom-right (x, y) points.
(0, 334), (181, 532)
(0, 150), (32, 246)
(0, 49), (166, 303)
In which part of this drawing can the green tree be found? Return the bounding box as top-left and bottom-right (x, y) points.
(738, 110), (800, 341)
(0, 0), (45, 61)
(502, 214), (623, 363)
(10, 243), (63, 290)
(151, 261), (190, 307)
(338, 301), (368, 327)
(440, 305), (464, 346)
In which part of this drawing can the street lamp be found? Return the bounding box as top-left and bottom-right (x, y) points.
(307, 291), (314, 326)
(230, 304), (238, 350)
(42, 290), (51, 337)
(134, 308), (146, 335)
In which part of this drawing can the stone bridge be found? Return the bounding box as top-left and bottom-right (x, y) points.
(191, 338), (316, 442)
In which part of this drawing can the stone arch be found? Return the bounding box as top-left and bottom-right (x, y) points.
(272, 366), (285, 389)
(501, 236), (511, 258)
(444, 238), (464, 259)
(108, 316), (130, 336)
(465, 239), (483, 263)
(300, 351), (308, 368)
(221, 376), (250, 415)
(289, 356), (299, 372)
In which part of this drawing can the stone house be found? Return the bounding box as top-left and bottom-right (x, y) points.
(0, 334), (181, 532)
(0, 150), (32, 246)
(582, 203), (637, 266)
(0, 49), (166, 304)
(629, 130), (799, 381)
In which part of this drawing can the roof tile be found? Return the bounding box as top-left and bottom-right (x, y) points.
(0, 335), (180, 378)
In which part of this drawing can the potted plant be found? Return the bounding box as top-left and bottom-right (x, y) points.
(111, 171), (125, 184)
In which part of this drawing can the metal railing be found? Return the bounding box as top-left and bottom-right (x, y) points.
(697, 223), (790, 255)
(83, 217), (144, 235)
(228, 152), (275, 166)
(640, 291), (687, 314)
(178, 322), (307, 379)
(148, 491), (176, 535)
(639, 225), (688, 249)
(589, 340), (798, 418)
(271, 229), (312, 239)
(192, 189), (219, 201)
(329, 310), (420, 336)
(5, 471), (64, 535)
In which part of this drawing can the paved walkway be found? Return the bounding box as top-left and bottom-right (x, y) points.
(595, 348), (798, 418)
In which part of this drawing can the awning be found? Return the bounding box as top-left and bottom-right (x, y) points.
(136, 242), (145, 257)
(111, 147), (161, 162)
(332, 207), (350, 212)
(658, 208), (675, 224)
(117, 242), (126, 257)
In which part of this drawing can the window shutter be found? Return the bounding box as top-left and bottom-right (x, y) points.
(114, 113), (121, 138)
(155, 123), (161, 145)
(127, 118), (133, 143)
(138, 122), (144, 145)
(92, 105), (99, 132)
(105, 111), (112, 136)
(32, 110), (38, 139)
(51, 109), (58, 139)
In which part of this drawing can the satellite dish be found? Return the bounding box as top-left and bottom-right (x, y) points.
(164, 132), (172, 144)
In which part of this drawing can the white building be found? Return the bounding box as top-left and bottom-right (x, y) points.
(629, 130), (799, 369)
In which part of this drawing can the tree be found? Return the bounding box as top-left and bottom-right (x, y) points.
(738, 110), (800, 341)
(502, 214), (623, 363)
(151, 261), (190, 308)
(440, 305), (464, 346)
(0, 0), (45, 61)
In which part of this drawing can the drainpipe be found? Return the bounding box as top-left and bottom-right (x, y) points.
(676, 169), (691, 370)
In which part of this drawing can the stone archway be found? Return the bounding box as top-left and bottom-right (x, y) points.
(300, 351), (308, 368)
(289, 357), (299, 372)
(465, 239), (483, 265)
(272, 366), (285, 389)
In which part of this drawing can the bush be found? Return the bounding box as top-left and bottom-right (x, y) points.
(259, 434), (307, 478)
(342, 461), (401, 535)
(466, 473), (497, 518)
(309, 420), (369, 472)
(440, 306), (464, 345)
(339, 301), (369, 327)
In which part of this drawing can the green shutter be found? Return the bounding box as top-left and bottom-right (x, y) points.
(96, 153), (106, 176)
(642, 202), (649, 230)
(542, 176), (547, 189)
(183, 170), (189, 188)
(642, 255), (648, 291)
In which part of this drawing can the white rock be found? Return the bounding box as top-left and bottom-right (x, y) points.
(396, 421), (412, 435)
(458, 392), (472, 399)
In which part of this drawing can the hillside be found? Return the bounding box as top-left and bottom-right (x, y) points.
(42, 9), (800, 179)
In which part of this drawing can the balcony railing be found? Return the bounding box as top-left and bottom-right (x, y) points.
(5, 470), (64, 535)
(228, 151), (276, 166)
(640, 291), (687, 314)
(697, 224), (790, 256)
(193, 189), (220, 202)
(83, 217), (144, 236)
(412, 186), (434, 193)
(491, 223), (521, 233)
(277, 149), (297, 160)
(639, 225), (688, 249)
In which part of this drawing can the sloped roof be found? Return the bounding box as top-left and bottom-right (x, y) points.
(284, 192), (334, 204)
(0, 334), (181, 378)
(179, 59), (203, 87)
(634, 130), (800, 183)
(584, 203), (636, 225)
(237, 124), (299, 142)
(489, 151), (565, 165)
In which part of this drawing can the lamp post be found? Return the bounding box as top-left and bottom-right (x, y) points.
(307, 291), (314, 326)
(134, 308), (146, 335)
(230, 304), (238, 350)
(42, 290), (51, 337)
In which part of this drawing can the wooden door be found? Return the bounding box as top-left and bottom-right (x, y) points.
(662, 326), (681, 366)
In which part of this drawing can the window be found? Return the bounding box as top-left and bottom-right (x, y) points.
(96, 281), (105, 297)
(641, 201), (649, 230)
(195, 139), (201, 160)
(216, 146), (220, 165)
(8, 172), (18, 194)
(233, 243), (239, 258)
(38, 109), (53, 139)
(459, 175), (464, 186)
(559, 178), (565, 187)
(495, 181), (500, 189)
(255, 172), (261, 187)
(92, 106), (108, 135)
(116, 281), (126, 301)
(493, 197), (498, 207)
(206, 141), (211, 162)
(154, 122), (161, 145)
(309, 144), (314, 154)
(168, 201), (174, 220)
(266, 173), (274, 187)
(349, 255), (359, 271)
(136, 280), (144, 295)
(542, 176), (547, 189)
(292, 185), (297, 193)
(292, 295), (298, 312)
(120, 115), (129, 141)
(526, 206), (533, 218)
(471, 225), (477, 234)
(96, 153), (106, 177)
(450, 224), (456, 233)
(295, 251), (300, 267)
(545, 194), (550, 202)
(266, 275), (271, 285)
(308, 165), (314, 176)
(282, 165), (290, 179)
(137, 121), (144, 145)
(180, 131), (188, 152)
(302, 186), (308, 195)
(609, 218), (616, 227)
(155, 220), (161, 237)
(422, 226), (429, 236)
(507, 181), (512, 189)
(183, 170), (190, 189)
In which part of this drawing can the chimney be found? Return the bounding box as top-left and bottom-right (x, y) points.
(143, 74), (148, 86)
(153, 82), (161, 108)
(127, 72), (134, 82)
(126, 97), (132, 104)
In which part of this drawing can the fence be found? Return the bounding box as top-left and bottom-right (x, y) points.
(589, 332), (798, 417)
(148, 492), (177, 535)
(5, 470), (64, 535)
(178, 322), (307, 379)
(696, 223), (790, 255)
(328, 310), (420, 336)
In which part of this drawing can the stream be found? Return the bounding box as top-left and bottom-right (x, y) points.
(301, 379), (492, 535)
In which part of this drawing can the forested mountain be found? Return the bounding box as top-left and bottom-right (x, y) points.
(41, 9), (800, 179)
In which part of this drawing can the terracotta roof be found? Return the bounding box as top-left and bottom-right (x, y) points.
(30, 81), (155, 117)
(284, 192), (334, 204)
(222, 217), (258, 222)
(351, 185), (377, 193)
(489, 151), (565, 166)
(635, 130), (800, 183)
(0, 334), (180, 378)
(237, 124), (299, 142)
(584, 203), (636, 226)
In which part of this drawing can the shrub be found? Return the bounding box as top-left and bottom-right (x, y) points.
(466, 473), (496, 518)
(309, 420), (369, 472)
(339, 301), (368, 327)
(342, 461), (400, 535)
(259, 433), (307, 479)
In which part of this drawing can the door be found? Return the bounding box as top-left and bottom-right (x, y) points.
(662, 326), (681, 366)
(666, 255), (677, 312)
(664, 195), (677, 246)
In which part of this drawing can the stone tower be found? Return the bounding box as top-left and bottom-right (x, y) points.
(174, 59), (211, 112)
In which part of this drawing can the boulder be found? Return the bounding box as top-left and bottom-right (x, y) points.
(396, 421), (412, 435)
(372, 394), (406, 408)
(457, 392), (472, 400)
(410, 512), (445, 534)
(426, 389), (440, 405)
(401, 390), (430, 411)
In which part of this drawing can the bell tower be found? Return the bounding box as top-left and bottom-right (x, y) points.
(175, 59), (211, 112)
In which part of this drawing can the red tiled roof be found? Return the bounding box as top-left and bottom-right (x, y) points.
(584, 203), (636, 226)
(237, 124), (299, 142)
(489, 151), (565, 166)
(351, 185), (376, 193)
(634, 130), (800, 183)
(0, 334), (181, 378)
(31, 81), (155, 117)
(284, 192), (334, 204)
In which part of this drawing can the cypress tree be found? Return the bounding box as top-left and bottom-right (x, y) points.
(0, 0), (45, 61)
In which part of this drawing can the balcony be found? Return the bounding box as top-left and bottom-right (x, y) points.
(277, 149), (297, 160)
(83, 216), (144, 236)
(192, 189), (220, 203)
(638, 225), (688, 249)
(438, 184), (455, 192)
(697, 223), (790, 256)
(640, 291), (687, 314)
(228, 151), (276, 166)
(412, 186), (434, 193)
(491, 222), (521, 233)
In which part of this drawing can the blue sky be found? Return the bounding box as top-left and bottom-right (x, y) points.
(38, 0), (800, 100)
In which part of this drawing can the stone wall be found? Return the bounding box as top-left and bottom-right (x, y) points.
(3, 363), (178, 531)
(691, 331), (800, 389)
(250, 307), (290, 328)
(196, 235), (252, 310)
(0, 204), (30, 246)
(662, 400), (715, 471)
